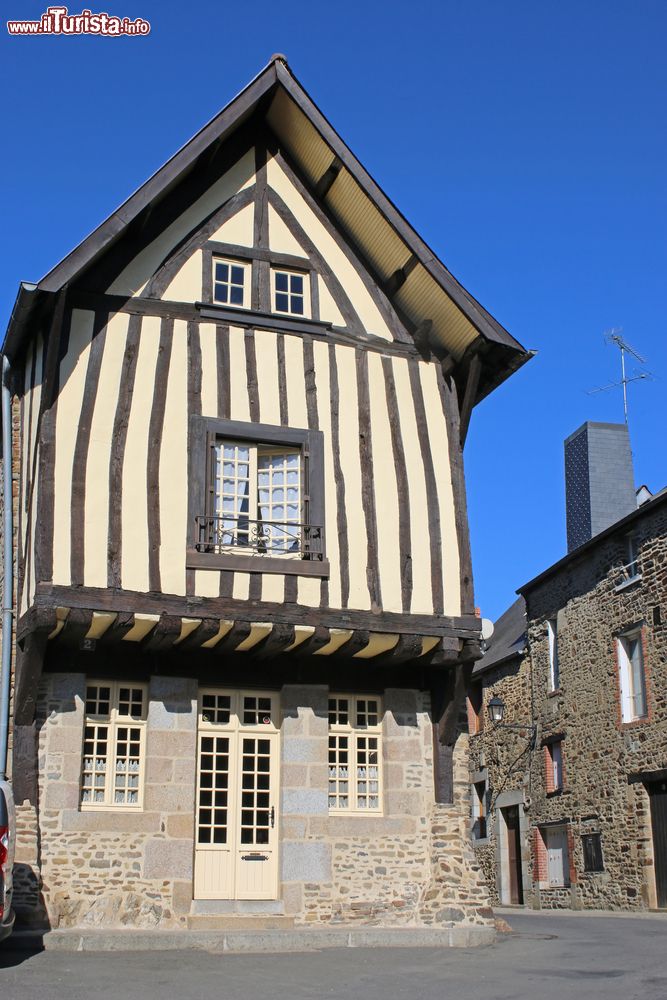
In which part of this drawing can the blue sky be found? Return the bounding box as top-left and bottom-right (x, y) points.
(2, 0), (665, 621)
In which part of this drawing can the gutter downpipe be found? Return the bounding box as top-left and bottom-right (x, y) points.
(0, 355), (13, 780)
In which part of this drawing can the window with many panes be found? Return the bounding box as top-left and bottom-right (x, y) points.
(617, 629), (648, 722)
(212, 257), (250, 309)
(272, 268), (309, 317)
(80, 682), (147, 809)
(328, 695), (383, 813)
(211, 441), (303, 555)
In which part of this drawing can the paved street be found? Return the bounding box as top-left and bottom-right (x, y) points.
(1, 911), (666, 1000)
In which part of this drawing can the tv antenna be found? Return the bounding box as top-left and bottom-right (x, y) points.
(586, 328), (653, 424)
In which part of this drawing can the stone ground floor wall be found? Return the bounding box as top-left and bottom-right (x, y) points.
(11, 672), (491, 930)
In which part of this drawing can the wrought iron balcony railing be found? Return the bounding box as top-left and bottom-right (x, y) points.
(195, 514), (324, 560)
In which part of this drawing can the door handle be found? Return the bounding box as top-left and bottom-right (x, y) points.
(270, 805), (275, 828)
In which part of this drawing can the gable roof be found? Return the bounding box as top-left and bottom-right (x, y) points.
(473, 596), (527, 676)
(3, 55), (531, 401)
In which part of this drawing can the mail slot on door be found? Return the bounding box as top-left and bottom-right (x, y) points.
(241, 853), (269, 861)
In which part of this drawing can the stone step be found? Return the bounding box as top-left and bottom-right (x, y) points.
(186, 914), (295, 931)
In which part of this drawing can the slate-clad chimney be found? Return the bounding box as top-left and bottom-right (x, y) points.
(564, 421), (636, 552)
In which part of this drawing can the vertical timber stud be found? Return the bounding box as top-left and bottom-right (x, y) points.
(430, 654), (478, 803)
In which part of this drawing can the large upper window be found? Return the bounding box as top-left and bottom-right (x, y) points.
(212, 441), (302, 555)
(80, 682), (147, 809)
(617, 629), (648, 722)
(188, 418), (327, 575)
(328, 695), (383, 814)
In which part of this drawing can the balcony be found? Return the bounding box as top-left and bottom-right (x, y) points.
(194, 514), (325, 561)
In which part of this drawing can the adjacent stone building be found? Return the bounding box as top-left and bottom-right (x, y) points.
(469, 422), (667, 911)
(0, 57), (530, 937)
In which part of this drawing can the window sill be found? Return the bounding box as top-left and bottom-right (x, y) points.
(197, 301), (330, 337)
(80, 804), (144, 812)
(546, 788), (564, 798)
(615, 574), (643, 593)
(547, 689), (562, 699)
(472, 836), (491, 848)
(186, 549), (330, 578)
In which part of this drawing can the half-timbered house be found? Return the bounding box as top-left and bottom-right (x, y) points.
(1, 56), (530, 936)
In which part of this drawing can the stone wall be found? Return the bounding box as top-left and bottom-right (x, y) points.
(16, 675), (491, 929)
(471, 497), (667, 911)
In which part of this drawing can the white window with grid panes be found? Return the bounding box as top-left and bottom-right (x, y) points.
(80, 682), (147, 809)
(328, 695), (383, 813)
(272, 268), (309, 317)
(212, 257), (250, 308)
(212, 440), (302, 556)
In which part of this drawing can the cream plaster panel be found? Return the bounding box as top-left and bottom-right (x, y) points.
(198, 323), (218, 417)
(26, 336), (44, 610)
(53, 310), (95, 585)
(297, 577), (321, 607)
(255, 331), (281, 426)
(390, 357), (433, 615)
(210, 201), (255, 247)
(267, 157), (392, 341)
(261, 575), (285, 604)
(228, 326), (251, 422)
(312, 340), (341, 609)
(267, 204), (305, 256)
(282, 334), (307, 429)
(83, 313), (129, 589)
(334, 344), (370, 610)
(20, 342), (33, 555)
(158, 319), (187, 595)
(194, 569), (220, 598)
(317, 276), (345, 326)
(418, 362), (461, 617)
(162, 249), (202, 302)
(120, 317), (160, 593)
(367, 352), (402, 613)
(108, 148), (255, 296)
(232, 573), (250, 601)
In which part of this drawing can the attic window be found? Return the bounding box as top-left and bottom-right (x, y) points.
(213, 258), (249, 309)
(272, 268), (309, 317)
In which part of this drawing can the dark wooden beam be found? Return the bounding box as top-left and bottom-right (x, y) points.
(14, 613), (55, 726)
(459, 353), (483, 449)
(177, 618), (222, 651)
(382, 255), (418, 297)
(141, 615), (182, 652)
(253, 623), (296, 659)
(331, 630), (371, 659)
(314, 157), (342, 200)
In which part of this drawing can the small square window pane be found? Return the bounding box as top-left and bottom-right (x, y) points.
(214, 283), (229, 303)
(276, 292), (289, 312)
(291, 275), (304, 293)
(231, 266), (245, 285)
(215, 263), (229, 281)
(291, 297), (304, 315)
(275, 272), (289, 292)
(230, 285), (244, 305)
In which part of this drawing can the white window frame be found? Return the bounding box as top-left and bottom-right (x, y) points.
(328, 694), (383, 815)
(549, 741), (563, 792)
(212, 257), (251, 309)
(80, 681), (148, 811)
(212, 439), (303, 557)
(271, 267), (310, 318)
(547, 618), (560, 691)
(617, 629), (648, 723)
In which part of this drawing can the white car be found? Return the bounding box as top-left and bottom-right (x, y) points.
(0, 779), (15, 943)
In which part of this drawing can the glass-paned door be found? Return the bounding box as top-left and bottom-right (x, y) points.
(194, 690), (280, 900)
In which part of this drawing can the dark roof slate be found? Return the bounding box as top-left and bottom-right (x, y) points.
(473, 596), (527, 676)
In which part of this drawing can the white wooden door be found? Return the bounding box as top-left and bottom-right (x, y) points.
(546, 825), (570, 887)
(194, 690), (280, 900)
